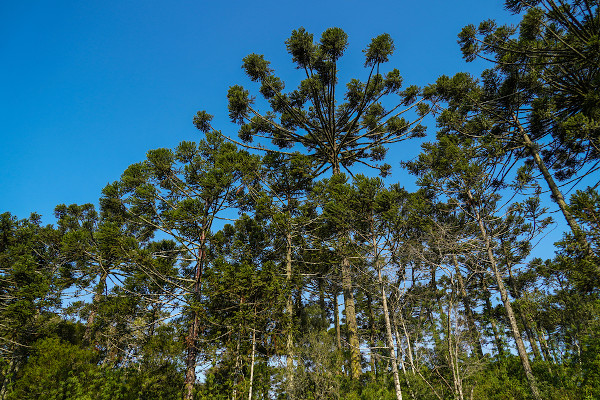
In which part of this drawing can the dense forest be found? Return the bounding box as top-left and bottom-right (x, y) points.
(1, 1), (599, 399)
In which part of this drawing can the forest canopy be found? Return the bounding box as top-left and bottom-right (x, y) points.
(1, 1), (599, 399)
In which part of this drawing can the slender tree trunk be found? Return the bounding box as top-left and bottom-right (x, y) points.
(184, 233), (206, 400)
(378, 267), (403, 400)
(391, 303), (423, 400)
(285, 230), (295, 394)
(536, 326), (554, 364)
(368, 218), (402, 399)
(453, 256), (484, 358)
(366, 292), (378, 378)
(0, 346), (19, 400)
(184, 314), (200, 400)
(482, 276), (504, 359)
(502, 242), (543, 361)
(391, 269), (411, 374)
(517, 121), (592, 258)
(83, 269), (109, 345)
(468, 190), (542, 400)
(332, 163), (361, 379)
(398, 310), (416, 373)
(232, 325), (243, 400)
(334, 289), (342, 351)
(391, 312), (405, 373)
(446, 295), (464, 400)
(248, 325), (256, 400)
(341, 257), (361, 379)
(318, 277), (328, 330)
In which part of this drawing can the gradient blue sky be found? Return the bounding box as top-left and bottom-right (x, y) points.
(1, 0), (520, 223)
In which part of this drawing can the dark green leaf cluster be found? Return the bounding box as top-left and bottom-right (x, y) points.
(222, 27), (427, 176)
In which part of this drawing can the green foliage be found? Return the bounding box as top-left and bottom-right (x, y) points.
(7, 338), (182, 400)
(220, 27), (426, 176)
(553, 188), (600, 289)
(455, 0), (600, 180)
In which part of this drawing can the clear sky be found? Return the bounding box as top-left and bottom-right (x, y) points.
(1, 0), (520, 223)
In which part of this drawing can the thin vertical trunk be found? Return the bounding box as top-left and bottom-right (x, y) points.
(446, 298), (464, 400)
(184, 232), (206, 400)
(536, 326), (554, 364)
(398, 310), (416, 373)
(482, 277), (504, 358)
(503, 242), (543, 361)
(248, 323), (256, 400)
(318, 277), (328, 330)
(391, 313), (405, 373)
(453, 256), (484, 358)
(369, 220), (402, 400)
(378, 268), (403, 400)
(83, 269), (109, 345)
(366, 292), (378, 377)
(285, 230), (294, 394)
(184, 315), (200, 400)
(391, 268), (411, 374)
(334, 289), (342, 351)
(524, 321), (542, 360)
(468, 190), (542, 400)
(392, 305), (424, 400)
(232, 325), (243, 400)
(517, 121), (592, 258)
(332, 163), (361, 379)
(0, 347), (19, 400)
(341, 257), (361, 379)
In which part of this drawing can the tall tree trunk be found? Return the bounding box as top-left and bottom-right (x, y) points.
(318, 277), (328, 330)
(369, 222), (402, 399)
(536, 325), (554, 364)
(366, 292), (378, 378)
(285, 230), (295, 394)
(341, 257), (361, 380)
(446, 294), (464, 400)
(232, 324), (243, 400)
(453, 256), (484, 358)
(334, 288), (342, 351)
(248, 319), (256, 400)
(502, 241), (543, 361)
(397, 309), (416, 373)
(83, 269), (108, 345)
(482, 276), (504, 359)
(377, 267), (403, 400)
(391, 312), (405, 374)
(184, 233), (206, 400)
(184, 315), (200, 400)
(468, 190), (542, 400)
(332, 163), (361, 379)
(517, 120), (592, 259)
(0, 346), (19, 400)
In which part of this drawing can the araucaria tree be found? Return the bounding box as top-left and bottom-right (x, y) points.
(431, 0), (599, 257)
(106, 132), (259, 400)
(194, 26), (428, 380)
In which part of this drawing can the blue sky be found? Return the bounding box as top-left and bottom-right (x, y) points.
(1, 0), (520, 223)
